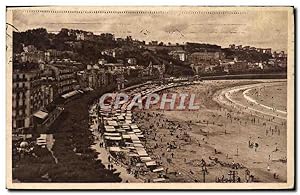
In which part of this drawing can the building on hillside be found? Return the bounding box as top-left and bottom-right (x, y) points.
(98, 58), (108, 65)
(169, 50), (187, 61)
(263, 48), (272, 54)
(101, 49), (116, 58)
(189, 51), (224, 64)
(229, 44), (236, 50)
(76, 31), (95, 41)
(223, 61), (248, 73)
(236, 45), (243, 50)
(22, 45), (37, 53)
(243, 46), (250, 51)
(103, 63), (125, 74)
(126, 58), (137, 65)
(16, 50), (45, 64)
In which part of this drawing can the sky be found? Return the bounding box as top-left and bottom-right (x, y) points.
(10, 7), (291, 52)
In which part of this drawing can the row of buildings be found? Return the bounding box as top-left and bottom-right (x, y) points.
(168, 44), (287, 74)
(12, 61), (82, 133)
(12, 52), (162, 134)
(229, 44), (272, 54)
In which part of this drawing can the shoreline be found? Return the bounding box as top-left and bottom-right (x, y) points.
(135, 79), (287, 183)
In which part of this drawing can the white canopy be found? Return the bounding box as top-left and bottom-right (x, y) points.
(33, 110), (48, 120)
(140, 156), (152, 162)
(134, 143), (144, 148)
(103, 132), (120, 136)
(122, 135), (131, 139)
(61, 90), (79, 99)
(153, 178), (166, 182)
(136, 148), (148, 156)
(130, 134), (139, 141)
(107, 120), (118, 126)
(104, 136), (122, 141)
(109, 147), (122, 152)
(133, 129), (141, 133)
(145, 161), (157, 167)
(152, 167), (164, 172)
(130, 124), (139, 129)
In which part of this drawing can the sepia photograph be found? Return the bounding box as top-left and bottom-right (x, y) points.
(5, 6), (295, 190)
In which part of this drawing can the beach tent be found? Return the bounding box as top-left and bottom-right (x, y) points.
(133, 129), (141, 133)
(152, 167), (164, 173)
(130, 124), (139, 129)
(153, 178), (166, 182)
(104, 125), (115, 129)
(117, 116), (125, 120)
(132, 140), (142, 144)
(122, 135), (131, 139)
(105, 128), (116, 132)
(140, 156), (152, 162)
(122, 125), (130, 128)
(145, 161), (157, 167)
(33, 110), (48, 120)
(109, 147), (122, 152)
(125, 120), (132, 124)
(104, 136), (122, 141)
(107, 120), (118, 126)
(136, 148), (148, 157)
(104, 126), (116, 132)
(61, 90), (80, 99)
(130, 134), (140, 141)
(133, 143), (144, 148)
(125, 116), (132, 120)
(103, 132), (120, 137)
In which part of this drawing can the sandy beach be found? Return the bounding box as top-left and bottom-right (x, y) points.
(134, 80), (287, 183)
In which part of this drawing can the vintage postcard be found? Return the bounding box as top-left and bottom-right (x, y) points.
(6, 6), (294, 190)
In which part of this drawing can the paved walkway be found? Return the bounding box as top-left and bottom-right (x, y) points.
(90, 118), (141, 183)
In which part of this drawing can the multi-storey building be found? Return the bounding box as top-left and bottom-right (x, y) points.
(169, 50), (187, 61)
(86, 65), (107, 89)
(12, 63), (43, 133)
(16, 50), (45, 63)
(46, 65), (79, 96)
(189, 51), (224, 64)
